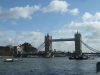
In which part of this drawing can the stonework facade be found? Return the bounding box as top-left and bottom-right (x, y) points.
(75, 32), (82, 56)
(45, 33), (52, 54)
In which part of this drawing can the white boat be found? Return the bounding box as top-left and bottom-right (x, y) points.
(4, 59), (14, 62)
(4, 58), (19, 62)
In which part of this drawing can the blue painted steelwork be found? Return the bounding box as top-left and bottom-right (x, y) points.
(51, 38), (75, 42)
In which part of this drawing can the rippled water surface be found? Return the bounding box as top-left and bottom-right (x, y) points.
(0, 57), (99, 75)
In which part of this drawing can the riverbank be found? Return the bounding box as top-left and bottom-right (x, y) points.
(0, 56), (14, 58)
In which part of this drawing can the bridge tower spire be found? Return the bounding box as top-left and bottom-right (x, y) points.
(75, 31), (82, 56)
(45, 33), (52, 57)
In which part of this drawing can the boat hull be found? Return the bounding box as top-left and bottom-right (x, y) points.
(4, 59), (14, 62)
(69, 56), (94, 60)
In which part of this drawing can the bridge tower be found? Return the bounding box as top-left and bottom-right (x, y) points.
(45, 33), (52, 57)
(75, 31), (82, 57)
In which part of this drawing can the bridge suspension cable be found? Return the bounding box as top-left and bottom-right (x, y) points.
(81, 41), (100, 53)
(37, 42), (45, 51)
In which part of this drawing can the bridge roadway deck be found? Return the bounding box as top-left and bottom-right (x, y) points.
(51, 38), (75, 42)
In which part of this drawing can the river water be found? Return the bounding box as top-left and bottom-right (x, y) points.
(0, 56), (99, 75)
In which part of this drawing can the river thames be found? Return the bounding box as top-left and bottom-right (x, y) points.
(0, 56), (99, 75)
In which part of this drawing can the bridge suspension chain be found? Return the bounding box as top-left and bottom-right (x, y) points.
(81, 41), (100, 53)
(38, 44), (45, 51)
(37, 42), (45, 51)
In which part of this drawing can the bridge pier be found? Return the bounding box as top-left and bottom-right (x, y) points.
(45, 33), (53, 57)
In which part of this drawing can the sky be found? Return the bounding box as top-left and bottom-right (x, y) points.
(0, 0), (100, 52)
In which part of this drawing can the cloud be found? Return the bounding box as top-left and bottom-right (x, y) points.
(82, 12), (93, 21)
(63, 12), (100, 32)
(69, 8), (79, 15)
(85, 30), (100, 39)
(0, 5), (40, 19)
(67, 21), (100, 31)
(11, 21), (17, 25)
(0, 0), (79, 21)
(42, 0), (79, 15)
(52, 11), (100, 38)
(82, 12), (100, 21)
(42, 0), (69, 13)
(0, 31), (44, 47)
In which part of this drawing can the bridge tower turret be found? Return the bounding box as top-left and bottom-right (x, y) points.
(45, 33), (52, 57)
(75, 31), (82, 57)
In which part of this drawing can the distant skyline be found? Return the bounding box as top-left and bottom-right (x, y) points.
(0, 0), (100, 52)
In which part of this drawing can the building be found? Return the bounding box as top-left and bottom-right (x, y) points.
(0, 46), (13, 56)
(0, 42), (37, 56)
(16, 42), (37, 55)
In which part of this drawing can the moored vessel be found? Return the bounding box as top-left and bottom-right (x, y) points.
(69, 55), (94, 60)
(4, 59), (14, 62)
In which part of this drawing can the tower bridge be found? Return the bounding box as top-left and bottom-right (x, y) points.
(16, 31), (100, 57)
(45, 31), (82, 57)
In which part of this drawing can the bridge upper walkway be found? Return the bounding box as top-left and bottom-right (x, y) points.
(51, 38), (75, 42)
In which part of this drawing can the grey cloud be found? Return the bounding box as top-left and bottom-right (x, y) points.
(84, 30), (100, 39)
(0, 31), (44, 47)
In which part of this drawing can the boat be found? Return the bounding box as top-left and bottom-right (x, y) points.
(69, 55), (94, 60)
(4, 58), (19, 62)
(4, 59), (14, 62)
